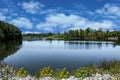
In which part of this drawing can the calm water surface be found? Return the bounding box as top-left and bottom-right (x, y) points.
(1, 40), (120, 73)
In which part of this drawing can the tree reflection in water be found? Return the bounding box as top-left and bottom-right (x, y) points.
(0, 40), (22, 61)
(64, 41), (120, 50)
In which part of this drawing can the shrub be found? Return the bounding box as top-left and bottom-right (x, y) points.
(16, 67), (28, 77)
(39, 66), (53, 77)
(58, 68), (69, 78)
(74, 66), (95, 78)
(99, 60), (120, 75)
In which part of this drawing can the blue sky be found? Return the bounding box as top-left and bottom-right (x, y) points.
(0, 0), (120, 33)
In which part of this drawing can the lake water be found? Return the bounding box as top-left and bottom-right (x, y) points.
(0, 40), (120, 73)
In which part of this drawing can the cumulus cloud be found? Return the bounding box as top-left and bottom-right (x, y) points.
(69, 20), (115, 30)
(10, 17), (33, 28)
(36, 14), (83, 31)
(36, 22), (54, 32)
(96, 3), (120, 17)
(36, 13), (115, 32)
(23, 31), (40, 34)
(0, 2), (117, 33)
(18, 1), (44, 14)
(0, 8), (18, 21)
(0, 8), (9, 21)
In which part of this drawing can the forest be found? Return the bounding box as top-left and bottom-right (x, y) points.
(22, 32), (53, 39)
(63, 28), (120, 41)
(0, 21), (22, 41)
(26, 28), (120, 41)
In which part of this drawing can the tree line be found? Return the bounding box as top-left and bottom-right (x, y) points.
(22, 32), (53, 40)
(0, 21), (22, 41)
(63, 28), (120, 41)
(22, 28), (120, 41)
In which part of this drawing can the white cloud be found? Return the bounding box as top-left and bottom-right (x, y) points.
(36, 22), (54, 32)
(0, 8), (8, 13)
(23, 31), (40, 34)
(0, 8), (9, 21)
(69, 20), (115, 30)
(0, 12), (6, 21)
(10, 17), (33, 28)
(36, 13), (115, 32)
(11, 13), (18, 16)
(0, 8), (18, 21)
(36, 13), (83, 31)
(18, 1), (44, 14)
(38, 14), (85, 28)
(96, 4), (120, 17)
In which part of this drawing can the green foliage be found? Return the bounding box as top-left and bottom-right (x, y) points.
(16, 67), (28, 77)
(46, 33), (64, 40)
(22, 32), (54, 40)
(98, 68), (106, 74)
(62, 28), (120, 41)
(74, 66), (95, 78)
(55, 60), (120, 78)
(22, 27), (120, 41)
(0, 28), (5, 40)
(0, 21), (22, 41)
(99, 60), (120, 75)
(17, 60), (120, 78)
(58, 68), (69, 78)
(2, 60), (120, 78)
(23, 33), (64, 40)
(39, 66), (53, 77)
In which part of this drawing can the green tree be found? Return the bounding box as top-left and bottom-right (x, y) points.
(0, 28), (5, 40)
(64, 31), (68, 39)
(79, 29), (85, 40)
(68, 30), (75, 39)
(0, 21), (22, 40)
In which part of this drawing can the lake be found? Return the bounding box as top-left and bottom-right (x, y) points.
(0, 40), (120, 73)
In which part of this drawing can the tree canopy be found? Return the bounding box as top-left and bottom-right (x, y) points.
(0, 21), (22, 41)
(63, 28), (120, 41)
(23, 28), (120, 41)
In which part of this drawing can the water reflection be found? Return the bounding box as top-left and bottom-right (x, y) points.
(2, 40), (120, 73)
(64, 41), (118, 49)
(0, 40), (22, 60)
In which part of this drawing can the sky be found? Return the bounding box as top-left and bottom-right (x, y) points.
(0, 0), (120, 34)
